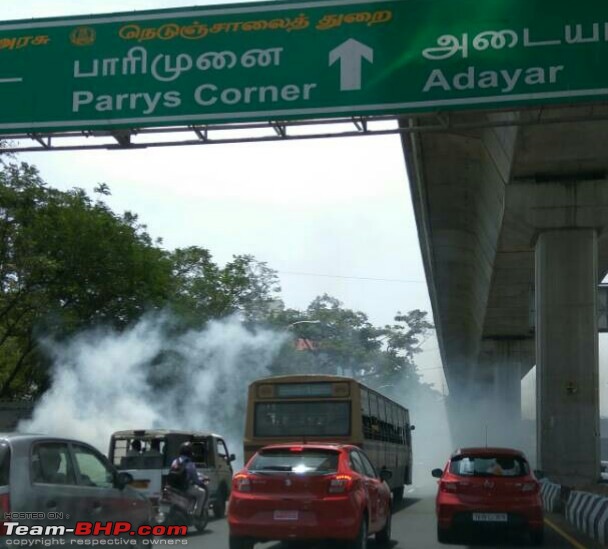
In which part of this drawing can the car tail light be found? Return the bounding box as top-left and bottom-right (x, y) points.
(328, 474), (354, 494)
(0, 494), (10, 535)
(233, 474), (251, 492)
(439, 481), (459, 493)
(521, 482), (539, 493)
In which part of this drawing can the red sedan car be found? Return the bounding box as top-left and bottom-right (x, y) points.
(228, 443), (392, 549)
(433, 447), (543, 545)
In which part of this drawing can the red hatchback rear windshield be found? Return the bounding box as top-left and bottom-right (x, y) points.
(450, 454), (529, 477)
(249, 449), (339, 474)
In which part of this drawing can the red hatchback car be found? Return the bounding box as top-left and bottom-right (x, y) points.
(228, 443), (392, 549)
(432, 447), (543, 546)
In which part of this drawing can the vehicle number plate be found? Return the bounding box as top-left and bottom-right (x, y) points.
(273, 510), (299, 521)
(472, 513), (507, 522)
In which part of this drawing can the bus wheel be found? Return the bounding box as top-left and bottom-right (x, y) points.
(393, 486), (404, 502)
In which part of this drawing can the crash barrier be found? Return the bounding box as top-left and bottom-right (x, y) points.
(565, 490), (608, 545)
(539, 478), (562, 513)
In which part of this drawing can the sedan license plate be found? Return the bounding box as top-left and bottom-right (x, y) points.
(472, 513), (508, 522)
(273, 510), (299, 521)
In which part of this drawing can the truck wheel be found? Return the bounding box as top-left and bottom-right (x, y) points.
(213, 487), (227, 518)
(393, 486), (404, 502)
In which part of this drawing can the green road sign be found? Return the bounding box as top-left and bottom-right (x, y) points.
(1, 0), (608, 133)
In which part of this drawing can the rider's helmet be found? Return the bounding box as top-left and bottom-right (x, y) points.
(179, 441), (193, 458)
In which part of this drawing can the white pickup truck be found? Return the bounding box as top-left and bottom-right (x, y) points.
(109, 429), (235, 517)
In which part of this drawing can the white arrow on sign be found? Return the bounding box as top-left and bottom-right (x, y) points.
(329, 38), (374, 92)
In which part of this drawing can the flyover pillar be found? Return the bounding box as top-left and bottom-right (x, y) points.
(535, 229), (600, 486)
(492, 361), (522, 446)
(476, 339), (529, 450)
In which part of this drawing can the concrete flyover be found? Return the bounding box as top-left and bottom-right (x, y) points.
(400, 105), (608, 486)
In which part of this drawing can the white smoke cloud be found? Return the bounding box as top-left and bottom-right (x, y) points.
(382, 381), (452, 490)
(19, 314), (286, 465)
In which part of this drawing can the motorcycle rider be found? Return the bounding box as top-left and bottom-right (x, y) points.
(170, 442), (207, 516)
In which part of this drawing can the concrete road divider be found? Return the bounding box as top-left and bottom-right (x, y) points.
(540, 479), (562, 512)
(566, 490), (608, 544)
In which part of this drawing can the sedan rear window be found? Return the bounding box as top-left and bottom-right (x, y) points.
(450, 455), (529, 477)
(249, 449), (339, 474)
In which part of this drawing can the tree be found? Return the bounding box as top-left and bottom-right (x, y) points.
(267, 295), (437, 403)
(168, 249), (281, 328)
(0, 161), (173, 397)
(362, 309), (434, 387)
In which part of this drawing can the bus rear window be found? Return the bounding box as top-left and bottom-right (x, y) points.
(255, 401), (350, 437)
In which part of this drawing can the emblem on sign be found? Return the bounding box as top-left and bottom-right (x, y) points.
(70, 27), (96, 46)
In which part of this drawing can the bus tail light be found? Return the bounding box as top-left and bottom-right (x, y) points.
(233, 474), (252, 492)
(328, 474), (354, 494)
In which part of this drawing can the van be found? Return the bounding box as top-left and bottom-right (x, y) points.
(109, 429), (235, 517)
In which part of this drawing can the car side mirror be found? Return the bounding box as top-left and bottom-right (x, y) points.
(431, 468), (443, 478)
(379, 468), (392, 482)
(115, 471), (133, 490)
(533, 469), (545, 480)
(410, 425), (415, 431)
(229, 454), (236, 462)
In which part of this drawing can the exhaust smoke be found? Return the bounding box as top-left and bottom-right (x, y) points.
(18, 315), (286, 465)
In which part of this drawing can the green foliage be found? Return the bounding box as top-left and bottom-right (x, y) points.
(0, 161), (173, 397)
(0, 161), (284, 397)
(267, 295), (438, 403)
(0, 159), (434, 407)
(167, 248), (281, 328)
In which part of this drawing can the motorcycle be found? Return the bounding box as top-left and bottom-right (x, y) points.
(156, 475), (210, 533)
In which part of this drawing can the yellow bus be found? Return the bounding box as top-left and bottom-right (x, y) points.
(244, 374), (415, 499)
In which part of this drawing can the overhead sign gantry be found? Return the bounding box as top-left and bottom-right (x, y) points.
(1, 0), (607, 148)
